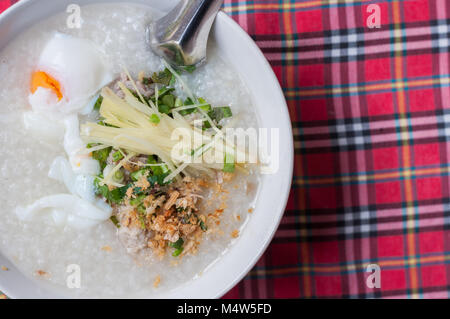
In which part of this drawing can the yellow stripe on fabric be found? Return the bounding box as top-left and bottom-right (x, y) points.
(284, 77), (450, 98)
(294, 166), (450, 187)
(391, 0), (419, 297)
(277, 0), (312, 298)
(297, 135), (311, 296)
(248, 254), (450, 276)
(222, 0), (374, 13)
(297, 155), (311, 297)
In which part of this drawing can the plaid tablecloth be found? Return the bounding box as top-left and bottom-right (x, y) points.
(2, 0), (450, 299)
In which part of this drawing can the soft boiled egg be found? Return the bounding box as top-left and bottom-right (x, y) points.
(21, 33), (114, 228)
(29, 32), (114, 114)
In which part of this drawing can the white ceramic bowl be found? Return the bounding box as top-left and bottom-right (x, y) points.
(0, 0), (293, 298)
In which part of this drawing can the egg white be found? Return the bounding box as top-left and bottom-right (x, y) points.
(29, 32), (114, 114)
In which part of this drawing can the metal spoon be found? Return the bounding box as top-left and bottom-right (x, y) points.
(147, 0), (223, 67)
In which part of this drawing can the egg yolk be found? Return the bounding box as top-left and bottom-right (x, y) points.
(31, 71), (63, 101)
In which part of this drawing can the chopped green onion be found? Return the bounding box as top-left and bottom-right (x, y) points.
(179, 98), (195, 116)
(190, 144), (206, 157)
(151, 68), (173, 86)
(130, 194), (146, 206)
(175, 97), (183, 107)
(176, 206), (187, 213)
(130, 169), (146, 181)
(157, 87), (175, 98)
(92, 147), (112, 170)
(149, 114), (160, 124)
(221, 106), (233, 118)
(94, 175), (129, 204)
(180, 97), (212, 116)
(168, 238), (184, 250)
(132, 186), (144, 196)
(113, 170), (124, 183)
(108, 186), (129, 204)
(158, 104), (170, 114)
(223, 153), (235, 173)
(162, 94), (175, 108)
(196, 98), (211, 112)
(208, 106), (233, 123)
(199, 220), (208, 231)
(203, 121), (211, 129)
(147, 155), (167, 175)
(112, 151), (124, 162)
(137, 204), (146, 214)
(182, 65), (196, 73)
(172, 248), (183, 257)
(93, 96), (103, 111)
(179, 109), (194, 116)
(110, 216), (120, 228)
(147, 172), (172, 186)
(169, 74), (176, 86)
(136, 206), (147, 229)
(97, 120), (119, 128)
(168, 237), (184, 256)
(94, 176), (109, 198)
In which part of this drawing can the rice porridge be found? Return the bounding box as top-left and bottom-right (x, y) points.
(0, 3), (260, 298)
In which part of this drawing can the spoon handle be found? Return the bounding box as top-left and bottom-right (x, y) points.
(149, 0), (223, 66)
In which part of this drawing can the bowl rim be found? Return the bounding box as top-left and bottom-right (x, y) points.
(0, 0), (294, 299)
(209, 11), (294, 298)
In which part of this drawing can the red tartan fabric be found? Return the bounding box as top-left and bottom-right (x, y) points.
(2, 0), (450, 299)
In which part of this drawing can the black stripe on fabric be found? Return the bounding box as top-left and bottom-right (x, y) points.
(295, 122), (439, 142)
(272, 224), (449, 243)
(284, 197), (450, 216)
(340, 285), (450, 299)
(294, 136), (446, 155)
(259, 32), (445, 54)
(278, 210), (450, 232)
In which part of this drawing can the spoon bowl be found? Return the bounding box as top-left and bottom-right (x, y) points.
(147, 0), (223, 66)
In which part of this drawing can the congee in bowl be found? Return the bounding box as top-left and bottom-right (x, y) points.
(0, 2), (261, 297)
